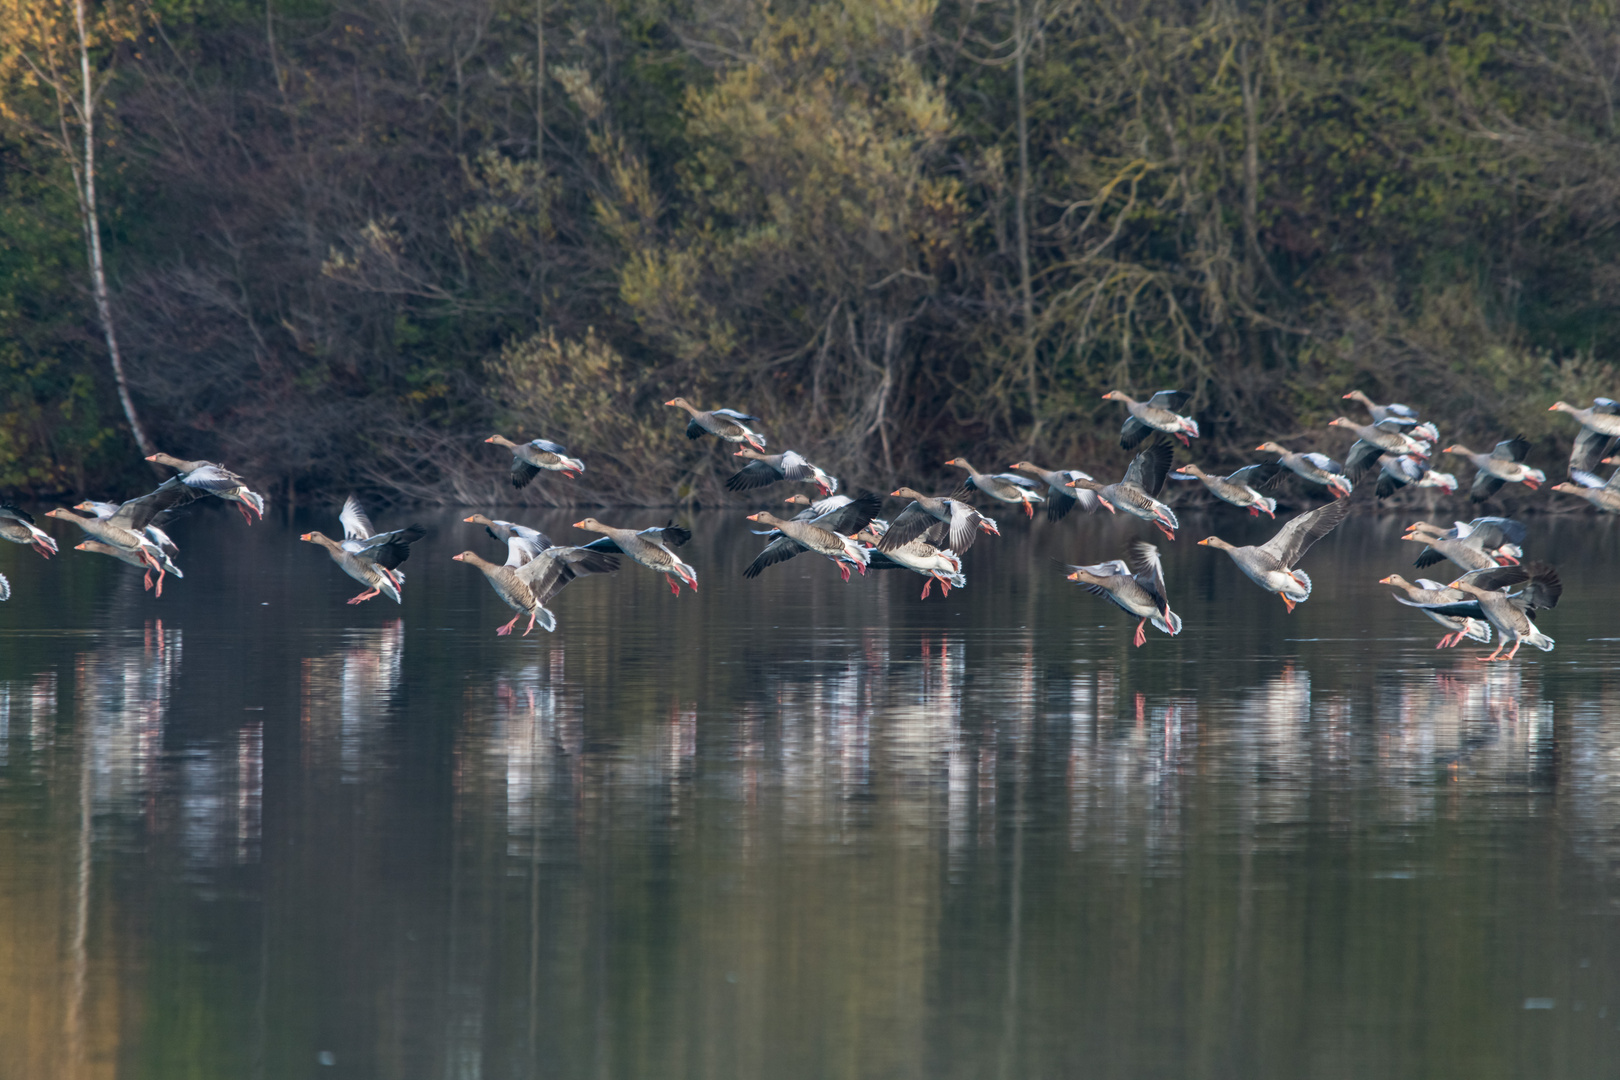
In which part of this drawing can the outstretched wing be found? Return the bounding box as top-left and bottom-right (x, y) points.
(1491, 437), (1531, 463)
(640, 522), (692, 548)
(685, 419), (705, 440)
(1122, 440), (1174, 496)
(527, 438), (569, 454)
(511, 458), (542, 488)
(1119, 415), (1152, 450)
(1344, 441), (1387, 482)
(353, 523), (426, 570)
(743, 535), (805, 579)
(1258, 498), (1353, 566)
(1227, 462), (1284, 491)
(1146, 390), (1189, 411)
(725, 460), (782, 492)
(1128, 540), (1170, 615)
(812, 491), (883, 535)
(711, 408), (760, 421)
(516, 546), (620, 605)
(340, 495), (374, 541)
(179, 463), (243, 496)
(877, 501), (942, 552)
(109, 477), (202, 531)
(1470, 470), (1506, 502)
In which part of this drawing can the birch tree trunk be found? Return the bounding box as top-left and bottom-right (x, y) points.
(71, 0), (153, 457)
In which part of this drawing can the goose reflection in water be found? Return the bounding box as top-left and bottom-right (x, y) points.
(300, 619), (404, 782)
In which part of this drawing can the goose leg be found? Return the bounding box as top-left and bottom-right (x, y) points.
(920, 578), (932, 600)
(1479, 640), (1506, 661)
(496, 612), (523, 636)
(937, 574), (952, 597)
(665, 576), (681, 596)
(143, 570), (154, 592)
(1281, 594), (1297, 614)
(1248, 506), (1260, 517)
(1176, 433), (1190, 447)
(1434, 633), (1453, 649)
(1156, 523), (1176, 542)
(1022, 501), (1034, 518)
(1133, 619), (1147, 648)
(838, 563), (851, 583)
(522, 611), (538, 636)
(347, 588), (380, 605)
(236, 502), (255, 525)
(1504, 637), (1523, 660)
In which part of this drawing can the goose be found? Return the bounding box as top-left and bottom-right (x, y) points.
(1442, 438), (1545, 500)
(1554, 399), (1620, 474)
(72, 540), (185, 592)
(745, 494), (883, 580)
(1332, 419), (1431, 489)
(1171, 463), (1280, 518)
(1551, 464), (1620, 513)
(743, 512), (870, 582)
(1103, 390), (1200, 448)
(483, 435), (585, 487)
(1065, 440), (1178, 540)
(780, 492), (886, 530)
(1256, 442), (1353, 497)
(726, 450), (837, 496)
(944, 458), (1045, 517)
(1341, 391), (1419, 426)
(1196, 497), (1353, 612)
(452, 535), (619, 635)
(0, 501), (58, 558)
(1378, 574), (1492, 649)
(665, 397), (767, 451)
(1006, 462), (1100, 521)
(1549, 399), (1620, 437)
(1402, 518), (1525, 573)
(1367, 454), (1456, 499)
(1398, 563), (1561, 661)
(864, 521), (964, 598)
(462, 514), (554, 551)
(1067, 540), (1182, 647)
(573, 518), (698, 594)
(300, 496), (425, 604)
(145, 453), (266, 522)
(878, 489), (999, 553)
(46, 477), (199, 596)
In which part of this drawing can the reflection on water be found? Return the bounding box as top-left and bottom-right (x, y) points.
(0, 511), (1615, 1076)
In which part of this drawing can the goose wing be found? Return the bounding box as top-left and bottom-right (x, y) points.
(1470, 470), (1507, 501)
(511, 457), (541, 488)
(1118, 414), (1153, 450)
(1146, 390), (1190, 412)
(877, 500), (944, 552)
(107, 477), (201, 531)
(711, 408), (760, 422)
(1257, 498), (1353, 567)
(1128, 540), (1171, 614)
(1227, 462), (1284, 490)
(1491, 437), (1531, 463)
(725, 460), (783, 492)
(743, 535), (806, 578)
(516, 546), (621, 605)
(352, 524), (426, 570)
(812, 491), (883, 535)
(1122, 440), (1174, 496)
(340, 495), (375, 541)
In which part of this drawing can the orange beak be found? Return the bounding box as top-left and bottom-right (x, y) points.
(483, 436), (498, 443)
(143, 453), (159, 461)
(571, 520), (588, 529)
(890, 489), (905, 497)
(1196, 537), (1213, 546)
(462, 515), (479, 522)
(745, 513), (763, 522)
(663, 399), (679, 407)
(1378, 575), (1395, 584)
(451, 553), (466, 561)
(298, 532), (313, 541)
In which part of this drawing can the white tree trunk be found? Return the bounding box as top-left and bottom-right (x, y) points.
(73, 0), (153, 457)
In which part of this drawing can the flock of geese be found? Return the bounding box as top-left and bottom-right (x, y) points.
(1, 393), (1616, 661)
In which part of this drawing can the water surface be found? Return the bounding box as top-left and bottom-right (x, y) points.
(0, 506), (1617, 1079)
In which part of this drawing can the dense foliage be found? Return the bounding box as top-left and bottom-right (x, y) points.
(2, 0), (1618, 504)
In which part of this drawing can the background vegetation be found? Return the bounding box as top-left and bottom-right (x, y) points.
(2, 0), (1619, 505)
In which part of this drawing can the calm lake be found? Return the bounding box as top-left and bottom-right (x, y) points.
(0, 504), (1617, 1079)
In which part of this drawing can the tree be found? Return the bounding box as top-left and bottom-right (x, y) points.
(0, 0), (152, 456)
